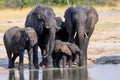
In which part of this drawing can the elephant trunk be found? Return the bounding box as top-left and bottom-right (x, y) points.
(77, 26), (88, 66)
(43, 27), (56, 58)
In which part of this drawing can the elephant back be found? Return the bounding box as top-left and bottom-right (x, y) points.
(3, 26), (20, 46)
(55, 40), (72, 56)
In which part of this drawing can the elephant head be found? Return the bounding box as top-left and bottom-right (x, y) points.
(34, 6), (58, 29)
(64, 6), (98, 66)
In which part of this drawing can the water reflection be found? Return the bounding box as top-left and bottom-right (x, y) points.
(9, 70), (15, 80)
(8, 68), (88, 80)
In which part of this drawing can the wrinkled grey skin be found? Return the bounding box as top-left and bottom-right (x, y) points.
(25, 5), (58, 68)
(3, 26), (39, 69)
(52, 40), (81, 68)
(64, 6), (98, 66)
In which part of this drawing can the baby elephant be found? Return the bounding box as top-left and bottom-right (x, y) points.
(52, 40), (82, 68)
(3, 26), (39, 69)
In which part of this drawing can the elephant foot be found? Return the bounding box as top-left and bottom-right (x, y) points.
(8, 64), (14, 68)
(29, 65), (35, 69)
(18, 63), (24, 70)
(72, 62), (79, 67)
(46, 63), (53, 68)
(8, 65), (13, 69)
(39, 62), (46, 68)
(34, 65), (39, 69)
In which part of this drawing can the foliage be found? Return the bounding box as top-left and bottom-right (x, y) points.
(0, 0), (119, 8)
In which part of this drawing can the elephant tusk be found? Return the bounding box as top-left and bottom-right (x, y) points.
(74, 32), (77, 39)
(85, 32), (88, 38)
(46, 26), (50, 29)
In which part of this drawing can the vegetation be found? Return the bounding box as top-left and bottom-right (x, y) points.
(0, 0), (119, 8)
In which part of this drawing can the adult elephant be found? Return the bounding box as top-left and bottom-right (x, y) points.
(25, 5), (58, 68)
(3, 26), (39, 69)
(64, 6), (98, 66)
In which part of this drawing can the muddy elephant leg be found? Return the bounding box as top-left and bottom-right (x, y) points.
(33, 44), (39, 69)
(12, 53), (19, 67)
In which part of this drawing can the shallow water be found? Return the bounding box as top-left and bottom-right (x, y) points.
(0, 64), (120, 80)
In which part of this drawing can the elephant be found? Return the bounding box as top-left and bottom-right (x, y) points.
(25, 5), (58, 68)
(64, 6), (98, 66)
(3, 26), (39, 69)
(55, 17), (69, 42)
(52, 40), (81, 68)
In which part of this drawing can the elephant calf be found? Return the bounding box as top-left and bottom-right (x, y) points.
(3, 26), (39, 69)
(52, 40), (81, 68)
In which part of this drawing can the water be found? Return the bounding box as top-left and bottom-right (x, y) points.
(0, 64), (120, 80)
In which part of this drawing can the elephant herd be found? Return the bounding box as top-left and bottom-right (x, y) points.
(3, 5), (98, 69)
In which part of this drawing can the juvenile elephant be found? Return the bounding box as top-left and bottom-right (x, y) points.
(52, 40), (81, 68)
(55, 17), (69, 42)
(25, 5), (58, 68)
(3, 26), (39, 69)
(64, 6), (98, 66)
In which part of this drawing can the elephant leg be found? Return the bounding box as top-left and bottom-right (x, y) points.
(39, 48), (47, 68)
(46, 55), (53, 68)
(56, 56), (62, 68)
(12, 53), (19, 68)
(39, 43), (47, 67)
(18, 51), (24, 70)
(68, 56), (72, 68)
(62, 54), (67, 68)
(7, 52), (13, 68)
(52, 58), (56, 68)
(33, 44), (39, 69)
(73, 54), (79, 66)
(52, 53), (57, 68)
(28, 48), (34, 69)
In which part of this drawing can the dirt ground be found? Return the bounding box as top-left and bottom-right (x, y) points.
(0, 9), (120, 70)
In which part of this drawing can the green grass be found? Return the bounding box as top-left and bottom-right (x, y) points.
(0, 0), (5, 8)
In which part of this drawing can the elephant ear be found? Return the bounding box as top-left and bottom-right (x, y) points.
(14, 30), (21, 43)
(25, 27), (37, 46)
(68, 43), (81, 54)
(85, 7), (98, 31)
(61, 44), (72, 56)
(55, 40), (72, 56)
(64, 7), (75, 19)
(33, 5), (43, 19)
